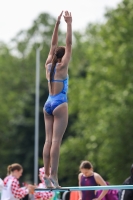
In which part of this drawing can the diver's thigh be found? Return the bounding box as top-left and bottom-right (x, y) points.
(52, 103), (68, 140)
(53, 102), (68, 117)
(44, 110), (54, 141)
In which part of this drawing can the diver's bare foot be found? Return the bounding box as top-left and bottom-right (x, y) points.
(44, 176), (55, 189)
(49, 177), (61, 188)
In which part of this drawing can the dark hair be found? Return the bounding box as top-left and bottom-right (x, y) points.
(7, 163), (23, 175)
(50, 46), (65, 85)
(79, 160), (93, 171)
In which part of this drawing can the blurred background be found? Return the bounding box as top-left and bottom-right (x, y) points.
(0, 0), (133, 187)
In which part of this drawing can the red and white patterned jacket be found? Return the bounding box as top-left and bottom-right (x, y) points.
(34, 183), (53, 200)
(1, 175), (29, 200)
(34, 167), (54, 200)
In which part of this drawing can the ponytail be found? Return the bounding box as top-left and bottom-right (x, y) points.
(7, 165), (12, 175)
(50, 54), (58, 84)
(49, 46), (65, 89)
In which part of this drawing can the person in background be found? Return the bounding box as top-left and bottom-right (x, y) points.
(0, 178), (4, 199)
(118, 164), (133, 200)
(34, 167), (54, 200)
(1, 163), (35, 200)
(0, 178), (3, 190)
(43, 10), (72, 188)
(78, 160), (108, 200)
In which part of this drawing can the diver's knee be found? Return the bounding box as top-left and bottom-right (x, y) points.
(45, 140), (52, 145)
(52, 139), (62, 145)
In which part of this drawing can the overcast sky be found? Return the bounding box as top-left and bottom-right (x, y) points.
(0, 0), (122, 43)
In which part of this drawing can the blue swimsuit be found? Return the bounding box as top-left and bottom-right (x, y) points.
(44, 64), (69, 115)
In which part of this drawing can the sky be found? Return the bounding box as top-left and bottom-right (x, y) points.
(0, 0), (122, 43)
